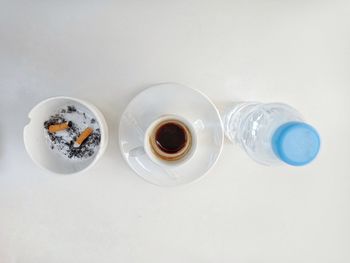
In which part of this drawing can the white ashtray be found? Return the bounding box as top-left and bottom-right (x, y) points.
(24, 96), (108, 175)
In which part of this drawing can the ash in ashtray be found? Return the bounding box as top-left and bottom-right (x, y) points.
(43, 105), (101, 160)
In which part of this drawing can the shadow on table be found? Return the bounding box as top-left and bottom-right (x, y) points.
(0, 123), (3, 168)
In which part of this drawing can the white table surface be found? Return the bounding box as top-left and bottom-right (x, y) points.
(1, 1), (350, 262)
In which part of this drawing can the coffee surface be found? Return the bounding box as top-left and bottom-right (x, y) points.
(155, 122), (187, 153)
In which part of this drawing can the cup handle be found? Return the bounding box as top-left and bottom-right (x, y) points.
(128, 146), (146, 157)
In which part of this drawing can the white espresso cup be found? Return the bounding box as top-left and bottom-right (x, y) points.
(144, 115), (197, 167)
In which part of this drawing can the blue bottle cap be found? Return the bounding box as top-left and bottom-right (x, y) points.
(272, 122), (320, 166)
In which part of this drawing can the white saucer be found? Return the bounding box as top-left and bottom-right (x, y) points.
(119, 83), (224, 186)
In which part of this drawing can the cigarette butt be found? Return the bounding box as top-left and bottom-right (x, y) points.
(48, 121), (71, 133)
(74, 127), (93, 147)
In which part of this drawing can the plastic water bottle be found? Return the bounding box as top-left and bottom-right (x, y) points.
(223, 102), (320, 166)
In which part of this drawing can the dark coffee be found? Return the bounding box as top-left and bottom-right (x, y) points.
(150, 119), (192, 162)
(155, 122), (187, 153)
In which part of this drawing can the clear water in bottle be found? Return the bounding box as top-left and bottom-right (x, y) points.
(223, 102), (320, 166)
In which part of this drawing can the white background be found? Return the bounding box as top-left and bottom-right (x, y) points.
(1, 1), (350, 262)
